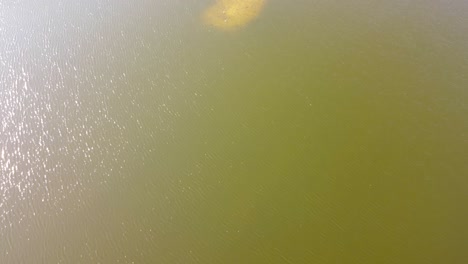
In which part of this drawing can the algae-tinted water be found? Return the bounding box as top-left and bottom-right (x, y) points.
(1, 0), (467, 263)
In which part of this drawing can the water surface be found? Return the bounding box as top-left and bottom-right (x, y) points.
(1, 0), (467, 263)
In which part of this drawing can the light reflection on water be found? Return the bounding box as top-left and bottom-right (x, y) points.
(1, 0), (468, 263)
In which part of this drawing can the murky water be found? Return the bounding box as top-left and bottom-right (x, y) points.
(1, 0), (467, 263)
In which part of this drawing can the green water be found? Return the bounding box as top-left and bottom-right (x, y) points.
(1, 0), (467, 263)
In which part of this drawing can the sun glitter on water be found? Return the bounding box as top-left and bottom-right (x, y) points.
(202, 0), (266, 31)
